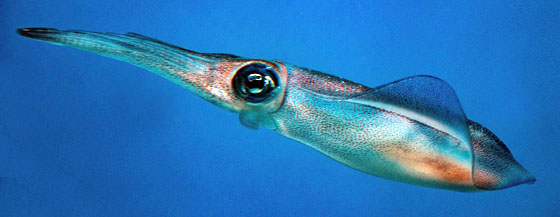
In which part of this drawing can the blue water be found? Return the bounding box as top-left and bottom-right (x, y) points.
(1, 1), (559, 216)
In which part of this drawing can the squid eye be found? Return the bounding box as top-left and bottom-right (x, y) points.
(233, 63), (278, 103)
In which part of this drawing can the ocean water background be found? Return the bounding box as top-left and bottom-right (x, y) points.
(1, 1), (559, 216)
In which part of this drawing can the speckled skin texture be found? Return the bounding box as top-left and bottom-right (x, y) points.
(271, 64), (477, 191)
(18, 28), (535, 191)
(269, 63), (535, 191)
(469, 121), (536, 190)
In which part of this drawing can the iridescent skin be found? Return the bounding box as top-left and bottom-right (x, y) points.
(17, 28), (535, 192)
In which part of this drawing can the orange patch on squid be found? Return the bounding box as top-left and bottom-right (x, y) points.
(379, 143), (473, 185)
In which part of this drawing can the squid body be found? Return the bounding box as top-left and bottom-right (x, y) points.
(17, 28), (535, 192)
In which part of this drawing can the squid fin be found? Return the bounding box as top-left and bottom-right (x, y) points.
(469, 120), (536, 190)
(349, 75), (471, 149)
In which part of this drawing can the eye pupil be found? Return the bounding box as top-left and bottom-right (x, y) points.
(246, 73), (265, 93)
(233, 63), (279, 103)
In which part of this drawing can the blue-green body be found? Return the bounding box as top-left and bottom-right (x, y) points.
(17, 28), (535, 191)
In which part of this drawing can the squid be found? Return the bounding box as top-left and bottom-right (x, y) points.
(17, 28), (535, 192)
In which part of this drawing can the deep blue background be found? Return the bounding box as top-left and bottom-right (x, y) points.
(1, 1), (559, 216)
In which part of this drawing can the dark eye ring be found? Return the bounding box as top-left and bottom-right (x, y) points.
(233, 63), (278, 103)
